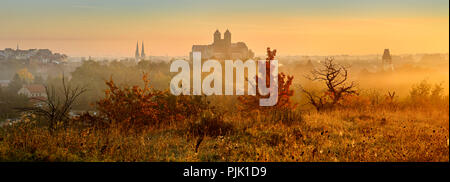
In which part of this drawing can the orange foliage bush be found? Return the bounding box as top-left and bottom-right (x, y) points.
(94, 74), (215, 132)
(238, 47), (296, 112)
(96, 74), (174, 130)
(170, 95), (211, 119)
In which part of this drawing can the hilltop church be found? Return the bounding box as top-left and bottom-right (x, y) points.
(190, 30), (254, 60)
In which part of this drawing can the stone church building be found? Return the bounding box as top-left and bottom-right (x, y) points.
(190, 30), (254, 60)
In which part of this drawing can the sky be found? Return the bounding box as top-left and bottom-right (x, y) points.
(0, 0), (448, 57)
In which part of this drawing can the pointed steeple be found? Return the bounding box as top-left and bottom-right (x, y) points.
(141, 41), (146, 59)
(135, 41), (140, 61)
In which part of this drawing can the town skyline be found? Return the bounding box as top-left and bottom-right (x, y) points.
(2, 40), (448, 59)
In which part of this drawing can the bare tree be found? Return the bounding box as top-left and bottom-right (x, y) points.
(17, 74), (86, 131)
(301, 58), (357, 111)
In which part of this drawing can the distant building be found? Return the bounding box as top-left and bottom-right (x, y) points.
(0, 45), (67, 63)
(305, 59), (314, 68)
(135, 42), (140, 61)
(382, 49), (394, 71)
(0, 80), (10, 88)
(135, 41), (147, 61)
(17, 84), (47, 99)
(190, 29), (254, 60)
(141, 42), (146, 59)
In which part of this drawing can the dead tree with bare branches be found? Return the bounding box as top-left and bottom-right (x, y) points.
(301, 57), (357, 111)
(16, 75), (86, 131)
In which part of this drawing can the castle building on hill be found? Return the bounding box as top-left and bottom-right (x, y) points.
(190, 29), (254, 60)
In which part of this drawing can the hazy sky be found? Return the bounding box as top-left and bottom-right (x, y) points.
(0, 0), (448, 57)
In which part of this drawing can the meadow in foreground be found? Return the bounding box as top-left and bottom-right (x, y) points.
(0, 107), (448, 162)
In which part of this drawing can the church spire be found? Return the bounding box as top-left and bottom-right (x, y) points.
(135, 41), (140, 61)
(141, 41), (146, 59)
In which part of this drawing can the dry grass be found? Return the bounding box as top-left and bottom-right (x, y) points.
(0, 107), (448, 162)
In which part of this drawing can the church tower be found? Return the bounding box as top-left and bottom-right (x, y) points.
(224, 29), (231, 45)
(382, 49), (394, 71)
(214, 30), (221, 44)
(135, 41), (140, 61)
(141, 41), (146, 60)
(224, 29), (232, 59)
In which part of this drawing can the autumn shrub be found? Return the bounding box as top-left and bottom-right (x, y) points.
(408, 80), (448, 109)
(95, 74), (176, 132)
(169, 95), (211, 120)
(93, 73), (220, 133)
(238, 48), (296, 113)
